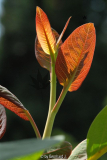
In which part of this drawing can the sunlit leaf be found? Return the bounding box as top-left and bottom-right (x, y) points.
(0, 135), (64, 160)
(68, 139), (87, 160)
(87, 105), (107, 160)
(40, 141), (72, 159)
(55, 23), (96, 92)
(35, 28), (62, 71)
(36, 6), (56, 55)
(0, 104), (6, 139)
(0, 85), (29, 120)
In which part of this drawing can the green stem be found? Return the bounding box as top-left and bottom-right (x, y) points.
(25, 110), (41, 139)
(42, 62), (56, 139)
(42, 110), (56, 139)
(52, 65), (78, 114)
(49, 63), (56, 113)
(42, 84), (69, 139)
(52, 85), (68, 114)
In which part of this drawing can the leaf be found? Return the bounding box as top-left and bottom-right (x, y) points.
(0, 104), (6, 139)
(68, 139), (87, 160)
(36, 6), (56, 55)
(87, 105), (107, 160)
(0, 135), (64, 160)
(0, 85), (29, 120)
(30, 71), (49, 90)
(35, 28), (62, 71)
(37, 69), (43, 83)
(56, 17), (71, 47)
(11, 151), (43, 160)
(40, 141), (72, 159)
(55, 23), (96, 92)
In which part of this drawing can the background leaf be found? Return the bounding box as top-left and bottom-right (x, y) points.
(0, 104), (6, 139)
(30, 70), (49, 90)
(0, 85), (29, 120)
(68, 139), (87, 160)
(55, 23), (96, 92)
(11, 151), (43, 160)
(0, 135), (64, 160)
(35, 28), (62, 71)
(87, 105), (107, 160)
(40, 141), (72, 159)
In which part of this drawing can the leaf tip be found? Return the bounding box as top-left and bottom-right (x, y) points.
(36, 6), (40, 12)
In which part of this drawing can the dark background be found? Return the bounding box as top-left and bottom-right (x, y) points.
(0, 0), (107, 153)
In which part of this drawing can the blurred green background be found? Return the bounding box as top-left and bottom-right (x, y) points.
(0, 0), (107, 154)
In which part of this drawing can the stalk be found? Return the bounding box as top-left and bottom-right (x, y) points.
(52, 69), (77, 114)
(42, 62), (56, 139)
(52, 85), (68, 114)
(25, 110), (41, 139)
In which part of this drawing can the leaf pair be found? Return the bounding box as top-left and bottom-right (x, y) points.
(35, 7), (96, 92)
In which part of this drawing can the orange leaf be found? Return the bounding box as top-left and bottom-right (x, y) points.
(35, 28), (62, 71)
(0, 105), (6, 139)
(55, 23), (96, 91)
(0, 85), (29, 120)
(36, 6), (56, 55)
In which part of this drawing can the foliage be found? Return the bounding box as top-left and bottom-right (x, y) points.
(0, 3), (107, 160)
(0, 136), (64, 160)
(87, 106), (107, 160)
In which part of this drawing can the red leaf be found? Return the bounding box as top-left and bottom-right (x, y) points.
(55, 23), (96, 91)
(0, 104), (6, 139)
(35, 28), (62, 71)
(0, 85), (29, 120)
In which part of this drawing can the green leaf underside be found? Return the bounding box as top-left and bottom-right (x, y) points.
(35, 28), (62, 71)
(68, 139), (87, 160)
(0, 104), (6, 139)
(87, 106), (107, 160)
(0, 135), (64, 160)
(0, 85), (29, 120)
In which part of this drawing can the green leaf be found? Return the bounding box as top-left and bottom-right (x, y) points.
(68, 139), (87, 160)
(87, 105), (107, 160)
(11, 151), (43, 160)
(0, 135), (64, 160)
